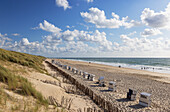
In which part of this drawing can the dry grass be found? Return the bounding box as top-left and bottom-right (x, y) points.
(0, 65), (48, 105)
(0, 48), (48, 105)
(0, 87), (50, 112)
(0, 48), (67, 111)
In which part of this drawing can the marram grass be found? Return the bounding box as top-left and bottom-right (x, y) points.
(0, 48), (46, 73)
(0, 48), (48, 105)
(0, 65), (48, 105)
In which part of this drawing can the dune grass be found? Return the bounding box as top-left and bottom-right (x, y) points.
(0, 48), (46, 73)
(0, 48), (48, 105)
(0, 65), (48, 105)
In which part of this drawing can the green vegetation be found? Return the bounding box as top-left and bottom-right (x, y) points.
(0, 48), (46, 73)
(0, 48), (48, 105)
(0, 65), (48, 105)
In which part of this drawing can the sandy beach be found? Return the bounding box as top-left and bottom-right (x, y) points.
(53, 59), (170, 112)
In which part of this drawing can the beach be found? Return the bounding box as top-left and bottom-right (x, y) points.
(25, 61), (102, 111)
(53, 59), (170, 111)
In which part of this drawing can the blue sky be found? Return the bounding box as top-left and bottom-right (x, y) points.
(0, 0), (170, 57)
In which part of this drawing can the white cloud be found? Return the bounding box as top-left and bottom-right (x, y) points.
(123, 20), (141, 29)
(80, 7), (140, 29)
(0, 33), (47, 55)
(2, 12), (170, 57)
(12, 33), (20, 36)
(38, 20), (113, 51)
(61, 29), (78, 41)
(58, 41), (89, 53)
(66, 25), (70, 28)
(112, 12), (119, 19)
(42, 34), (62, 46)
(1, 30), (170, 57)
(56, 0), (71, 10)
(141, 28), (162, 37)
(141, 3), (170, 29)
(4, 20), (108, 56)
(11, 38), (46, 55)
(59, 29), (113, 51)
(39, 20), (61, 34)
(0, 33), (12, 48)
(20, 38), (30, 46)
(79, 23), (90, 30)
(128, 31), (136, 36)
(87, 0), (93, 3)
(117, 34), (170, 54)
(0, 33), (8, 38)
(66, 25), (74, 29)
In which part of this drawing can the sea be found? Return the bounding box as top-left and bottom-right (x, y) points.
(59, 58), (170, 74)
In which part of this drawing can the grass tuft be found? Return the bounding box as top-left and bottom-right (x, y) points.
(0, 65), (48, 105)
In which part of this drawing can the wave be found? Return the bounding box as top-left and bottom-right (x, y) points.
(67, 59), (170, 74)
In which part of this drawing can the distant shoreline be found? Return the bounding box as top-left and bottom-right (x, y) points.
(64, 58), (170, 75)
(54, 58), (170, 83)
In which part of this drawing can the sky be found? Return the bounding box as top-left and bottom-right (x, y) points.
(0, 0), (170, 57)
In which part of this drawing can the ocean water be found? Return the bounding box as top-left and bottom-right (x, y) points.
(61, 58), (170, 74)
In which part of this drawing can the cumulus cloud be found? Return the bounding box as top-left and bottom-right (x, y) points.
(10, 38), (46, 55)
(59, 29), (112, 51)
(141, 28), (162, 37)
(56, 0), (71, 10)
(0, 33), (47, 55)
(117, 34), (170, 53)
(58, 41), (89, 53)
(38, 20), (113, 51)
(66, 25), (70, 28)
(0, 33), (11, 48)
(128, 31), (136, 36)
(12, 33), (20, 36)
(0, 33), (8, 38)
(80, 7), (140, 29)
(78, 23), (90, 30)
(42, 34), (62, 46)
(123, 19), (141, 29)
(7, 20), (112, 56)
(61, 30), (78, 41)
(66, 25), (75, 29)
(141, 3), (170, 29)
(1, 30), (170, 57)
(39, 20), (61, 34)
(20, 38), (30, 46)
(2, 14), (170, 57)
(87, 0), (93, 3)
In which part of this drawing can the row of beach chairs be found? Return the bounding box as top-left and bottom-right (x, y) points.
(52, 60), (152, 107)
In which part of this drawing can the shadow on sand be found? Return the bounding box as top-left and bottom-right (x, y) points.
(100, 90), (111, 92)
(116, 98), (130, 102)
(129, 104), (146, 109)
(90, 84), (99, 87)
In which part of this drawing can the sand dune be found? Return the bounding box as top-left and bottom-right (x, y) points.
(26, 61), (101, 111)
